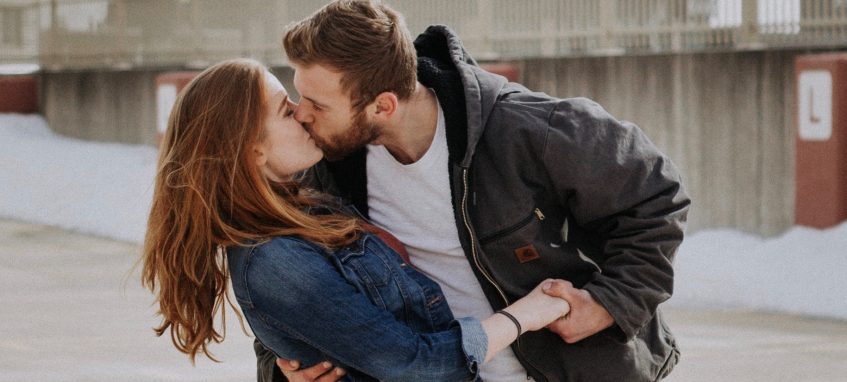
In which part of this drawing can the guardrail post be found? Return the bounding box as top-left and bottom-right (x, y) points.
(476, 0), (495, 59)
(189, 0), (204, 67)
(597, 0), (618, 54)
(113, 0), (129, 68)
(43, 0), (59, 68)
(540, 0), (557, 56)
(670, 0), (683, 51)
(740, 0), (760, 48)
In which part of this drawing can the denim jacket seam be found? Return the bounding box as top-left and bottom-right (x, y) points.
(239, 246), (257, 309)
(393, 262), (416, 327)
(370, 238), (416, 324)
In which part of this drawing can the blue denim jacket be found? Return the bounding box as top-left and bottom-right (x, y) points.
(227, 233), (487, 381)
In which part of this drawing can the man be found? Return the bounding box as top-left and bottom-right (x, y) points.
(259, 1), (690, 381)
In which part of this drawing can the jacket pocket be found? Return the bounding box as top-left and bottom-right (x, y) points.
(478, 207), (598, 297)
(338, 237), (391, 286)
(336, 237), (393, 309)
(335, 235), (419, 322)
(479, 207), (545, 245)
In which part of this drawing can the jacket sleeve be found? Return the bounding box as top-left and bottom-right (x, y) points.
(542, 98), (690, 340)
(254, 163), (337, 382)
(244, 239), (487, 382)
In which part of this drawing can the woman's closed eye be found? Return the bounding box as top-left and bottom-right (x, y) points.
(277, 96), (296, 118)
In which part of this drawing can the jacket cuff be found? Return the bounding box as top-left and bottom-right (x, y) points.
(583, 281), (645, 341)
(453, 317), (487, 377)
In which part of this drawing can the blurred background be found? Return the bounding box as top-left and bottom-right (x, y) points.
(1, 1), (847, 381)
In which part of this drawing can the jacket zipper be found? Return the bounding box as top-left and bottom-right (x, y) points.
(479, 208), (545, 246)
(461, 169), (551, 381)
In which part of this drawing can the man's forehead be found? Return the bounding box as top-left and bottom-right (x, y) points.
(295, 64), (340, 86)
(294, 64), (349, 103)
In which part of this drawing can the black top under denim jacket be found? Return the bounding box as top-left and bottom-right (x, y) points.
(258, 25), (691, 382)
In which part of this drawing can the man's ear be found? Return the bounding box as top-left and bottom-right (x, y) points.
(370, 92), (398, 120)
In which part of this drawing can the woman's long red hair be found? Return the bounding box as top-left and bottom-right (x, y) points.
(141, 59), (360, 362)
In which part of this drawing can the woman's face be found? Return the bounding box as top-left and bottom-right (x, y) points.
(254, 71), (324, 182)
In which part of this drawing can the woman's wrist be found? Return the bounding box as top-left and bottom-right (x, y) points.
(493, 310), (522, 340)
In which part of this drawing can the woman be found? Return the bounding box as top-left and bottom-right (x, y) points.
(142, 58), (570, 381)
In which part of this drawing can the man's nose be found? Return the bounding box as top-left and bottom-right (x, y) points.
(293, 104), (312, 124)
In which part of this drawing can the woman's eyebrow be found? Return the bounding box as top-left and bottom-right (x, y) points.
(277, 94), (290, 115)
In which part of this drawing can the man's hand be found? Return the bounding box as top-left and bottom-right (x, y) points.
(276, 358), (346, 382)
(542, 280), (614, 343)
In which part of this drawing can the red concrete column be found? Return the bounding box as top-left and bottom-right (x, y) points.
(155, 71), (199, 147)
(479, 62), (520, 83)
(795, 53), (847, 228)
(0, 76), (38, 114)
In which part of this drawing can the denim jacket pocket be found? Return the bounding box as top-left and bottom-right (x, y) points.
(334, 235), (398, 311)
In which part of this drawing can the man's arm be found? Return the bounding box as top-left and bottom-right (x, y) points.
(541, 98), (690, 341)
(255, 340), (345, 382)
(542, 280), (614, 343)
(255, 339), (286, 382)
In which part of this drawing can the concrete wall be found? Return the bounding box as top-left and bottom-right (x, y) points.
(39, 52), (804, 236)
(39, 66), (296, 146)
(41, 70), (159, 145)
(522, 51), (800, 236)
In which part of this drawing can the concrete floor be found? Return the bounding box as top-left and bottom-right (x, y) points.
(1, 218), (846, 381)
(663, 309), (847, 381)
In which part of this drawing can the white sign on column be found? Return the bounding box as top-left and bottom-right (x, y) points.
(157, 84), (178, 135)
(798, 70), (832, 141)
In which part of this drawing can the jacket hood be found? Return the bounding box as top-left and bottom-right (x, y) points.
(414, 25), (508, 167)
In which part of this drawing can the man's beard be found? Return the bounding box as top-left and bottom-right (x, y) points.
(307, 109), (379, 161)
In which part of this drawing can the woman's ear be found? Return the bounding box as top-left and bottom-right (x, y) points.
(253, 144), (268, 167)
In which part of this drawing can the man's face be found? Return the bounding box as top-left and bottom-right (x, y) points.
(292, 63), (379, 161)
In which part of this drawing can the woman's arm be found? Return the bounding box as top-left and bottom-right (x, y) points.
(481, 280), (570, 363)
(242, 238), (569, 382)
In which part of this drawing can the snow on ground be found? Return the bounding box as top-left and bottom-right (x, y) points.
(0, 114), (156, 243)
(669, 224), (847, 319)
(1, 113), (846, 320)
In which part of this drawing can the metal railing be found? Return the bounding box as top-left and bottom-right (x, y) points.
(1, 0), (847, 70)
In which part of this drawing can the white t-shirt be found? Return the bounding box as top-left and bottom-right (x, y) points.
(366, 94), (529, 382)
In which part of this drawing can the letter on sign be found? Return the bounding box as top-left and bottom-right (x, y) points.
(798, 70), (832, 141)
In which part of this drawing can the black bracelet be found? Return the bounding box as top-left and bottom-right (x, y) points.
(494, 310), (522, 341)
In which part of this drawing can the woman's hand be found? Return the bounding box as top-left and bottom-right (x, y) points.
(504, 279), (571, 332)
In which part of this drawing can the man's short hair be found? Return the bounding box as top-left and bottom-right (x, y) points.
(283, 0), (417, 111)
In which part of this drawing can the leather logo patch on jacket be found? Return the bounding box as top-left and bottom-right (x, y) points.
(514, 244), (540, 263)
